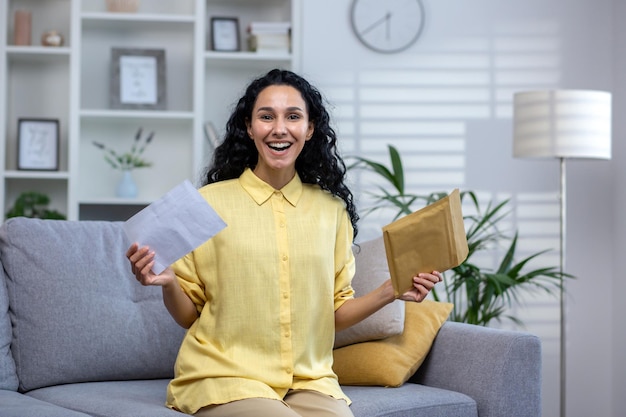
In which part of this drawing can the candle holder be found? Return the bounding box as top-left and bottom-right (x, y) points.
(13, 10), (31, 46)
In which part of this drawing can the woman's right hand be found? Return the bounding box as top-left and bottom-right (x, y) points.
(126, 243), (198, 328)
(126, 243), (176, 287)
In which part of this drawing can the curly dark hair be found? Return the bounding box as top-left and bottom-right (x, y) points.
(203, 68), (358, 239)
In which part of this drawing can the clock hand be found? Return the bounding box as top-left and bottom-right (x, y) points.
(361, 12), (391, 36)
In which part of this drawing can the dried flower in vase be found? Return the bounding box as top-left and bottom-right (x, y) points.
(93, 128), (154, 170)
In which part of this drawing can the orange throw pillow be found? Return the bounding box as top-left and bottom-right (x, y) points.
(333, 300), (453, 387)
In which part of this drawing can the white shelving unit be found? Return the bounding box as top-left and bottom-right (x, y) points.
(0, 0), (72, 219)
(73, 0), (200, 221)
(1, 0), (299, 221)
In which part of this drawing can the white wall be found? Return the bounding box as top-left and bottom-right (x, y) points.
(299, 1), (617, 416)
(611, 0), (626, 414)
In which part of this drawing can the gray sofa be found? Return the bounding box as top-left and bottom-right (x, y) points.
(0, 218), (542, 417)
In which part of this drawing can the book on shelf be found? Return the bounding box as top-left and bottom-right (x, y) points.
(247, 21), (291, 35)
(247, 21), (291, 53)
(382, 189), (469, 298)
(248, 34), (290, 53)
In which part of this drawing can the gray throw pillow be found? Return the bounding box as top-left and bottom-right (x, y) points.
(334, 236), (405, 348)
(0, 218), (185, 392)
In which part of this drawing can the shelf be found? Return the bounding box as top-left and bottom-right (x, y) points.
(205, 51), (292, 61)
(81, 12), (195, 23)
(80, 109), (195, 120)
(4, 171), (70, 180)
(6, 46), (71, 62)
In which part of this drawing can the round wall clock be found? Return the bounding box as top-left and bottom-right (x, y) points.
(350, 0), (425, 54)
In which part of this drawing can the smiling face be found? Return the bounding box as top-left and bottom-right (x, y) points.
(246, 85), (314, 189)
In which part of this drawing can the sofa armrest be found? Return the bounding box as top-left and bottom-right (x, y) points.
(410, 321), (541, 417)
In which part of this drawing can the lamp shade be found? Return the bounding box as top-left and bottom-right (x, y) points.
(513, 90), (612, 159)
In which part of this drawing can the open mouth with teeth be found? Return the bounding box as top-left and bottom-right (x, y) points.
(268, 142), (292, 151)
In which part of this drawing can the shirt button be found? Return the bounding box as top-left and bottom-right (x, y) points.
(283, 292), (288, 299)
(282, 255), (288, 261)
(280, 222), (285, 228)
(286, 367), (292, 374)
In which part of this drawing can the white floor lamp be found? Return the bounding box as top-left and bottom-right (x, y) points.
(512, 89), (612, 417)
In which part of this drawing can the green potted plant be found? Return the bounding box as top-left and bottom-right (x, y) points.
(6, 191), (66, 220)
(349, 145), (572, 327)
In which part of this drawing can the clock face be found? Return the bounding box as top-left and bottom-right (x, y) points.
(350, 0), (425, 54)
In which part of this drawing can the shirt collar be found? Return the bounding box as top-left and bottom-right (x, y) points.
(239, 168), (302, 207)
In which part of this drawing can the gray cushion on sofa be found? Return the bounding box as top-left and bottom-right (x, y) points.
(0, 218), (185, 392)
(0, 389), (91, 417)
(0, 262), (18, 391)
(25, 380), (478, 417)
(344, 384), (477, 417)
(26, 379), (185, 417)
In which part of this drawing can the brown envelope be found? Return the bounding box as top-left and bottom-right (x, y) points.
(382, 189), (469, 297)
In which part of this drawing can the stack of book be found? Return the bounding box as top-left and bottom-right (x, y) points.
(247, 21), (291, 53)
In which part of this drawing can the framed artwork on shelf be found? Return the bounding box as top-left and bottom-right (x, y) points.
(210, 17), (240, 52)
(17, 118), (60, 171)
(110, 48), (167, 110)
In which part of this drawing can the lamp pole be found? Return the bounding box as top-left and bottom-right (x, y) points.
(559, 157), (566, 417)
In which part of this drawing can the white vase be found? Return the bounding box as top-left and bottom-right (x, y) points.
(116, 170), (138, 198)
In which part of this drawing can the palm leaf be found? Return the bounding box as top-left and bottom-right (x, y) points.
(388, 145), (404, 194)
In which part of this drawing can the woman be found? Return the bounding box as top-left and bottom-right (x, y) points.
(127, 69), (441, 417)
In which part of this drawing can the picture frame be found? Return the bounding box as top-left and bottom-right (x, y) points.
(210, 17), (240, 52)
(110, 48), (167, 110)
(17, 118), (60, 171)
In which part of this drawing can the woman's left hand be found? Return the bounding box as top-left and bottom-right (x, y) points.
(398, 271), (442, 302)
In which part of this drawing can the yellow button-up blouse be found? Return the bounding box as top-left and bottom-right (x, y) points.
(165, 168), (355, 414)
